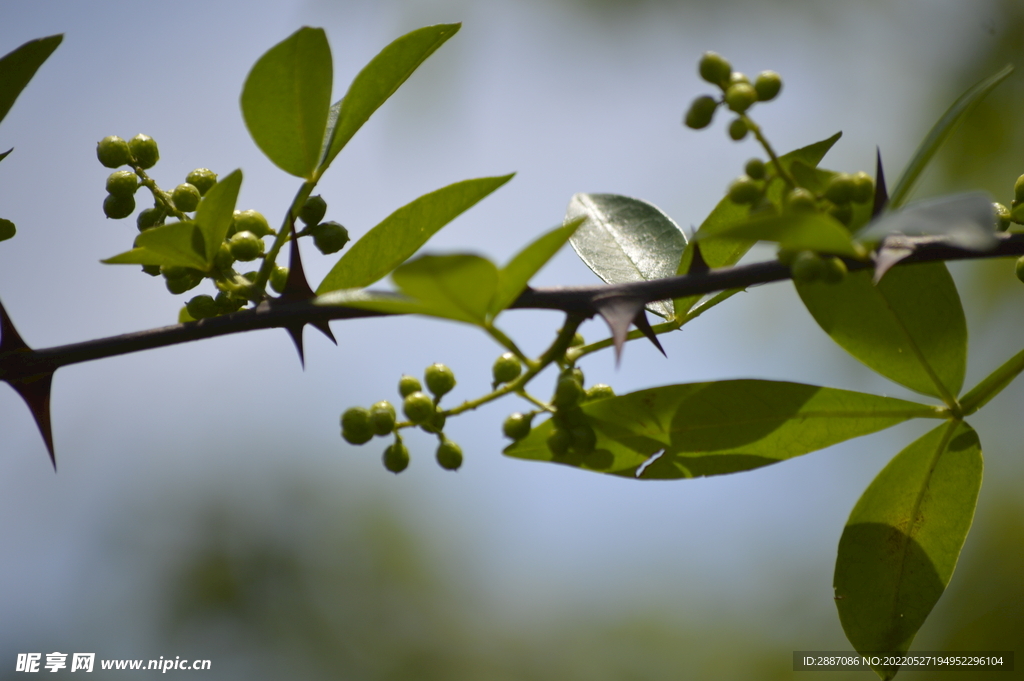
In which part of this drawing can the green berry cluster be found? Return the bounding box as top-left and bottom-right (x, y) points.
(684, 52), (783, 138)
(340, 364), (461, 473)
(784, 249), (848, 285)
(298, 195), (350, 255)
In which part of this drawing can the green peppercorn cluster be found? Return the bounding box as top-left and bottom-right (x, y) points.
(340, 364), (461, 473)
(683, 52), (783, 138)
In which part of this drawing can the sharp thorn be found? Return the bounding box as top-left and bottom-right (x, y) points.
(285, 325), (306, 368)
(687, 241), (710, 275)
(632, 309), (667, 357)
(9, 371), (56, 469)
(0, 297), (30, 354)
(311, 320), (337, 345)
(594, 296), (644, 367)
(873, 147), (889, 218)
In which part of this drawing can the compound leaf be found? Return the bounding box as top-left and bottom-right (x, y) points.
(834, 420), (982, 679)
(241, 27), (332, 179)
(316, 174), (513, 293)
(504, 380), (934, 478)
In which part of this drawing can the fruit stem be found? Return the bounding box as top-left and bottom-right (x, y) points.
(253, 180), (316, 296)
(960, 345), (1024, 416)
(742, 114), (798, 190)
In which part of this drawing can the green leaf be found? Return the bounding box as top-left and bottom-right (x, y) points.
(0, 148), (12, 163)
(701, 212), (862, 258)
(390, 254), (499, 325)
(834, 420), (982, 679)
(795, 263), (967, 401)
(316, 174), (514, 293)
(888, 65), (1012, 209)
(102, 222), (207, 270)
(0, 34), (62, 128)
(241, 27), (332, 179)
(565, 193), (687, 318)
(503, 380), (934, 478)
(489, 217), (583, 317)
(193, 169), (242, 266)
(0, 218), (14, 242)
(319, 23), (460, 173)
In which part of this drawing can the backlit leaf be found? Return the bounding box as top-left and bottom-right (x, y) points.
(701, 211), (862, 258)
(0, 34), (62, 128)
(193, 169), (242, 266)
(489, 218), (583, 317)
(102, 221), (207, 270)
(390, 254), (498, 325)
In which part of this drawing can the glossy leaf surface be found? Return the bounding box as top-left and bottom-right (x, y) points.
(241, 27), (332, 179)
(796, 264), (967, 400)
(319, 24), (459, 172)
(0, 34), (62, 128)
(193, 169), (242, 265)
(504, 380), (933, 478)
(489, 218), (583, 317)
(566, 193), (686, 318)
(103, 222), (207, 270)
(835, 420), (982, 679)
(316, 174), (513, 293)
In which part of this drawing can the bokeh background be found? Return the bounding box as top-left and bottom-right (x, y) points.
(0, 0), (1022, 678)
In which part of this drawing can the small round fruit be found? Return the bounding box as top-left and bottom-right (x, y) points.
(299, 195), (328, 226)
(561, 366), (584, 385)
(729, 72), (750, 85)
(421, 409), (446, 435)
(403, 391), (435, 424)
(1014, 174), (1024, 204)
(398, 375), (422, 398)
(790, 250), (825, 284)
(96, 135), (131, 168)
(698, 52), (732, 86)
(553, 375), (584, 409)
(821, 256), (848, 284)
(728, 117), (748, 141)
(185, 168), (217, 195)
(727, 175), (760, 205)
(569, 332), (585, 347)
(213, 242), (234, 272)
(436, 440), (463, 471)
(171, 183), (201, 212)
(503, 412), (533, 441)
(383, 442), (410, 473)
(851, 171), (874, 204)
(724, 82), (757, 113)
(492, 352), (522, 384)
(228, 230), (264, 261)
(684, 95), (718, 130)
(754, 70), (782, 101)
(106, 170), (139, 197)
(341, 407), (373, 445)
(185, 294), (219, 320)
(232, 210), (274, 238)
(1014, 256), (1024, 283)
(784, 187), (817, 213)
(995, 202), (1011, 232)
(269, 265), (289, 294)
(214, 291), (245, 315)
(128, 134), (159, 169)
(312, 221), (350, 255)
(568, 424), (597, 455)
(103, 193), (135, 219)
(744, 158), (766, 180)
(137, 207), (164, 231)
(424, 363), (456, 397)
(369, 401), (397, 436)
(1012, 202), (1024, 225)
(547, 427), (572, 457)
(585, 384), (615, 401)
(828, 203), (853, 227)
(824, 173), (856, 205)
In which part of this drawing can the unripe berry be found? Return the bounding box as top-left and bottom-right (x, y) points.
(269, 265), (289, 293)
(128, 134), (159, 169)
(185, 168), (217, 196)
(698, 51), (732, 86)
(744, 158), (766, 180)
(784, 187), (817, 213)
(106, 170), (139, 197)
(97, 136), (131, 168)
(547, 427), (572, 457)
(1014, 174), (1024, 204)
(369, 401), (397, 435)
(185, 294), (219, 320)
(232, 210), (274, 238)
(137, 207), (164, 231)
(824, 173), (857, 205)
(213, 242), (234, 272)
(791, 250), (826, 284)
(312, 221), (350, 255)
(436, 440), (463, 471)
(561, 366), (585, 385)
(728, 117), (748, 141)
(1016, 256), (1024, 283)
(995, 202), (1011, 232)
(851, 171), (874, 204)
(553, 374), (584, 408)
(727, 175), (761, 205)
(754, 71), (782, 101)
(141, 264), (161, 277)
(383, 441), (410, 473)
(729, 72), (750, 85)
(172, 183), (201, 212)
(725, 82), (757, 113)
(299, 194), (328, 226)
(398, 375), (422, 398)
(1012, 202), (1024, 225)
(341, 407), (374, 445)
(403, 391), (435, 424)
(585, 383), (615, 401)
(492, 352), (522, 384)
(569, 424), (597, 455)
(214, 291), (245, 315)
(103, 193), (135, 219)
(569, 333), (585, 347)
(821, 256), (848, 284)
(684, 95), (718, 130)
(424, 363), (456, 397)
(503, 412), (533, 441)
(162, 267), (202, 295)
(421, 409), (446, 435)
(829, 203), (854, 227)
(229, 230), (264, 261)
